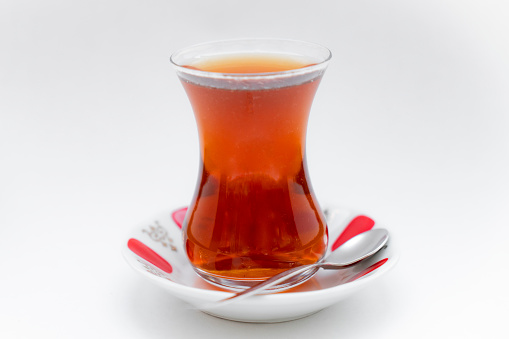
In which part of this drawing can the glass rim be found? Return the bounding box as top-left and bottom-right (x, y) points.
(170, 38), (332, 81)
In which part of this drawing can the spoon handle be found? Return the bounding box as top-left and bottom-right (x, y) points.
(217, 264), (321, 305)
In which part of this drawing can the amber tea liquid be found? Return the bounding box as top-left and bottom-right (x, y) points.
(178, 52), (329, 287)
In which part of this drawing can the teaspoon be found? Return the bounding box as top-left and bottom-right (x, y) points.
(207, 228), (389, 307)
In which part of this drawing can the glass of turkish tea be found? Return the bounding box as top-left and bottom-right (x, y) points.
(170, 39), (331, 291)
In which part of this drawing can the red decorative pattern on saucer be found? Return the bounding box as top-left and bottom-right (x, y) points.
(332, 215), (375, 251)
(347, 258), (388, 283)
(171, 207), (187, 229)
(128, 238), (173, 274)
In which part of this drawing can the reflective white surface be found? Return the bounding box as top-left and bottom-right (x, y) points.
(1, 0), (508, 338)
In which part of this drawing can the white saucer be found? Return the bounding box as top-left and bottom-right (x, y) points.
(122, 205), (399, 323)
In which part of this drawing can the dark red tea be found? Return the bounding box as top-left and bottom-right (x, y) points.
(180, 55), (328, 281)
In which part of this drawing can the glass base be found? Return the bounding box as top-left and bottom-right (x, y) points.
(193, 267), (320, 292)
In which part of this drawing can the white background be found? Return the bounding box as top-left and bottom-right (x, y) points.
(1, 0), (508, 338)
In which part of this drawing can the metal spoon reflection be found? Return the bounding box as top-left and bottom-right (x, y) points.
(201, 228), (389, 308)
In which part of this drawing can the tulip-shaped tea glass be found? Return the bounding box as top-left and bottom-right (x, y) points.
(171, 39), (331, 291)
